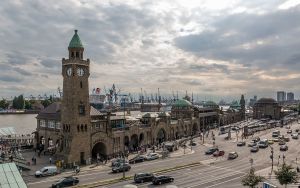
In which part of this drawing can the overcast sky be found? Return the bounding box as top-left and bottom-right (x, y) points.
(1, 0), (300, 101)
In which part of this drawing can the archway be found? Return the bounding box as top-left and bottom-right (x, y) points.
(130, 134), (139, 151)
(157, 128), (166, 143)
(92, 142), (107, 160)
(139, 133), (144, 145)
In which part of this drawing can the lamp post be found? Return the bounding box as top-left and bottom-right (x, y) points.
(121, 95), (127, 179)
(270, 146), (274, 174)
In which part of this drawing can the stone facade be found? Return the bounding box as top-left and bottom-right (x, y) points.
(253, 98), (281, 120)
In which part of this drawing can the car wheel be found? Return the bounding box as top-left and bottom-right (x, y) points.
(73, 181), (76, 186)
(159, 181), (162, 185)
(116, 170), (119, 173)
(56, 185), (60, 188)
(170, 178), (174, 182)
(141, 180), (144, 183)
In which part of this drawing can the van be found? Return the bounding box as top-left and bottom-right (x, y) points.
(258, 139), (268, 148)
(35, 166), (58, 177)
(272, 130), (280, 138)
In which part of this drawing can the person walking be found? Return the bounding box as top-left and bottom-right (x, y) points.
(49, 157), (52, 165)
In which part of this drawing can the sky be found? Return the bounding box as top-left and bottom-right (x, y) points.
(1, 0), (300, 101)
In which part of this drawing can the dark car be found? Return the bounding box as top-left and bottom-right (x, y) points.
(134, 173), (154, 183)
(287, 130), (292, 134)
(280, 145), (288, 151)
(52, 176), (79, 188)
(111, 158), (128, 167)
(237, 141), (246, 146)
(112, 163), (131, 173)
(213, 150), (225, 157)
(205, 147), (219, 155)
(129, 156), (145, 164)
(250, 146), (259, 153)
(152, 175), (174, 185)
(228, 152), (238, 160)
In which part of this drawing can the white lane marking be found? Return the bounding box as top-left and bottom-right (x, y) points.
(196, 175), (244, 188)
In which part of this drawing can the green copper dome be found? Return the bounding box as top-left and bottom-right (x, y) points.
(68, 30), (84, 48)
(230, 100), (241, 109)
(173, 99), (192, 107)
(203, 101), (219, 108)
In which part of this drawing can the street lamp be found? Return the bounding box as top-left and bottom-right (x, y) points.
(270, 146), (274, 174)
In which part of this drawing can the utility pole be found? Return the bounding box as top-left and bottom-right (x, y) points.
(270, 146), (274, 174)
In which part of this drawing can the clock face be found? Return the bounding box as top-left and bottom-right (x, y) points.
(67, 68), (72, 76)
(77, 68), (84, 76)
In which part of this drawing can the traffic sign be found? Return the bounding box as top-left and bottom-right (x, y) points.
(263, 182), (277, 188)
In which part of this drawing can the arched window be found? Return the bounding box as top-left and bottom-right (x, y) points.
(77, 125), (80, 132)
(80, 81), (83, 88)
(71, 52), (74, 58)
(76, 52), (79, 58)
(85, 124), (87, 131)
(81, 124), (83, 131)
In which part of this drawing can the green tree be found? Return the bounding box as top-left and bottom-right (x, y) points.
(241, 167), (264, 188)
(41, 99), (51, 108)
(12, 95), (25, 109)
(24, 100), (32, 110)
(275, 163), (298, 188)
(0, 99), (9, 109)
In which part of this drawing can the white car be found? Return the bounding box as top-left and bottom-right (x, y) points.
(35, 166), (58, 177)
(145, 153), (159, 160)
(292, 133), (298, 139)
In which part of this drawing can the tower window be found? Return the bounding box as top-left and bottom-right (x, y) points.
(81, 53), (83, 59)
(77, 125), (80, 132)
(80, 81), (83, 88)
(81, 124), (83, 131)
(71, 52), (74, 58)
(79, 105), (85, 115)
(85, 124), (87, 131)
(76, 52), (79, 58)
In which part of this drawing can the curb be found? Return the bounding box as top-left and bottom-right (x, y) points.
(74, 162), (201, 188)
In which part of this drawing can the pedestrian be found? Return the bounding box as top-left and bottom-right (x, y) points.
(49, 157), (52, 165)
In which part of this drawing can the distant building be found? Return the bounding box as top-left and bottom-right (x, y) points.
(287, 92), (294, 101)
(253, 98), (281, 120)
(249, 95), (257, 107)
(277, 91), (286, 102)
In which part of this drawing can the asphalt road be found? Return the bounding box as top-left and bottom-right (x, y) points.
(27, 121), (300, 188)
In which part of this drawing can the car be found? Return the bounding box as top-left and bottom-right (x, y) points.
(237, 141), (246, 146)
(292, 133), (298, 139)
(286, 125), (291, 129)
(250, 146), (259, 153)
(278, 140), (286, 145)
(296, 129), (299, 133)
(205, 147), (219, 155)
(273, 138), (279, 142)
(280, 145), (288, 151)
(129, 156), (145, 164)
(252, 137), (260, 142)
(152, 175), (174, 185)
(51, 176), (79, 188)
(35, 166), (58, 177)
(287, 130), (292, 134)
(228, 152), (238, 160)
(268, 139), (274, 145)
(112, 163), (131, 173)
(248, 141), (257, 147)
(213, 150), (225, 157)
(145, 153), (159, 161)
(134, 173), (154, 183)
(111, 158), (128, 167)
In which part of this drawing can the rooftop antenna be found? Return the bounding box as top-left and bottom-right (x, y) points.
(158, 88), (161, 104)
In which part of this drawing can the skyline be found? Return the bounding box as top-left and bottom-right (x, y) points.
(1, 0), (300, 99)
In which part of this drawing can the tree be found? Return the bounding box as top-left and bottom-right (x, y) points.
(24, 100), (32, 110)
(0, 99), (9, 109)
(12, 95), (25, 109)
(241, 167), (264, 188)
(41, 99), (51, 108)
(275, 163), (298, 188)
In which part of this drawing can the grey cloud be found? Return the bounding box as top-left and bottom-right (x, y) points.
(0, 75), (22, 82)
(175, 5), (300, 71)
(13, 67), (32, 76)
(39, 59), (60, 68)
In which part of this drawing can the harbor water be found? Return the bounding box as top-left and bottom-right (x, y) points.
(0, 114), (37, 135)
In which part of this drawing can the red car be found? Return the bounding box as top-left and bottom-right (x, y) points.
(213, 150), (225, 157)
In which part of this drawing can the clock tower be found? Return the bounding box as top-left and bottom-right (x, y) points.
(60, 30), (91, 165)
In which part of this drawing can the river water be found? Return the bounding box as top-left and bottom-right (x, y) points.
(0, 114), (37, 135)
